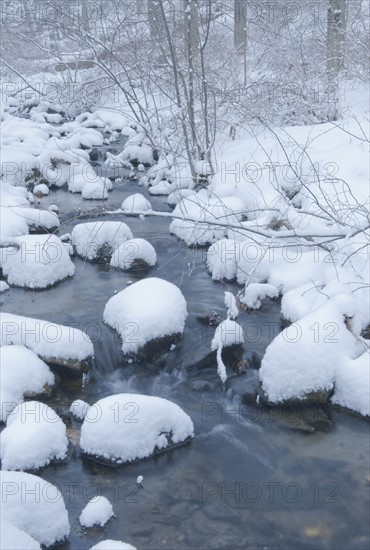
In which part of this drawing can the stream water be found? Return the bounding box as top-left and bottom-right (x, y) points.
(1, 136), (369, 550)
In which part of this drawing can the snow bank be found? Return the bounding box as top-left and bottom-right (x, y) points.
(0, 345), (55, 422)
(0, 234), (75, 289)
(80, 394), (194, 464)
(79, 497), (114, 528)
(1, 520), (41, 550)
(121, 193), (152, 212)
(110, 238), (157, 270)
(332, 351), (370, 416)
(72, 221), (133, 261)
(103, 278), (187, 354)
(259, 298), (360, 404)
(0, 312), (94, 370)
(90, 542), (136, 550)
(0, 402), (68, 471)
(0, 470), (70, 546)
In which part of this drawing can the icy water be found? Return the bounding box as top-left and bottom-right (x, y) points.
(1, 138), (369, 550)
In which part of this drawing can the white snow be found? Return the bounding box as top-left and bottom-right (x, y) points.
(103, 277), (187, 354)
(240, 283), (279, 309)
(1, 520), (41, 550)
(110, 238), (157, 270)
(70, 399), (91, 420)
(0, 345), (55, 422)
(72, 221), (133, 261)
(79, 497), (114, 528)
(0, 401), (68, 471)
(0, 470), (70, 546)
(0, 312), (94, 364)
(136, 476), (143, 484)
(167, 189), (195, 206)
(0, 234), (75, 289)
(331, 351), (370, 416)
(224, 291), (239, 319)
(80, 393), (194, 463)
(0, 281), (10, 292)
(33, 184), (49, 196)
(121, 193), (152, 212)
(211, 319), (244, 383)
(90, 542), (136, 550)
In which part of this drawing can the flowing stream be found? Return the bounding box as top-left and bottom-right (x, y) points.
(1, 135), (369, 550)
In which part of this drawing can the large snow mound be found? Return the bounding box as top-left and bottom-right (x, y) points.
(1, 520), (41, 550)
(79, 497), (114, 528)
(0, 312), (94, 366)
(0, 234), (75, 289)
(72, 221), (133, 261)
(0, 401), (68, 471)
(80, 394), (194, 464)
(121, 193), (152, 212)
(0, 345), (55, 422)
(0, 470), (70, 546)
(103, 278), (187, 354)
(110, 238), (157, 270)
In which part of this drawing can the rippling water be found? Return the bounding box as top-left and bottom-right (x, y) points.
(1, 137), (369, 550)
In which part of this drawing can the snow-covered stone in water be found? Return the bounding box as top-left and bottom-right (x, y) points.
(0, 401), (68, 471)
(82, 181), (109, 200)
(0, 281), (9, 292)
(33, 184), (49, 197)
(1, 520), (41, 550)
(48, 204), (59, 213)
(207, 239), (239, 281)
(331, 351), (370, 416)
(121, 193), (151, 212)
(103, 278), (187, 355)
(72, 221), (133, 261)
(1, 312), (94, 372)
(80, 394), (194, 464)
(121, 126), (137, 137)
(224, 292), (238, 319)
(0, 345), (55, 422)
(11, 207), (60, 233)
(70, 399), (91, 420)
(110, 238), (156, 270)
(136, 475), (143, 484)
(211, 319), (244, 383)
(0, 470), (70, 546)
(90, 541), (136, 550)
(79, 497), (114, 528)
(259, 298), (359, 405)
(167, 189), (195, 207)
(0, 234), (75, 289)
(240, 283), (279, 310)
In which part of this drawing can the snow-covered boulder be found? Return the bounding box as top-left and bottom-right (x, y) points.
(0, 313), (94, 372)
(121, 193), (152, 212)
(33, 184), (49, 197)
(240, 283), (279, 310)
(90, 542), (136, 550)
(0, 345), (55, 422)
(72, 221), (133, 261)
(167, 189), (195, 207)
(1, 520), (41, 550)
(80, 394), (194, 464)
(0, 401), (68, 471)
(82, 181), (109, 200)
(259, 298), (360, 405)
(103, 277), (187, 356)
(110, 238), (157, 270)
(70, 399), (91, 420)
(331, 351), (370, 417)
(79, 497), (114, 528)
(0, 234), (75, 289)
(0, 471), (70, 546)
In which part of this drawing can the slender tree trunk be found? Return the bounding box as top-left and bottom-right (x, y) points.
(327, 0), (347, 76)
(234, 0), (247, 84)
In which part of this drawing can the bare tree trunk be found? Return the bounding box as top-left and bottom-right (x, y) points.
(234, 0), (247, 84)
(184, 0), (200, 157)
(327, 0), (347, 76)
(148, 0), (162, 42)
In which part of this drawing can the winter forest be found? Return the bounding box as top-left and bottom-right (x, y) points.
(0, 1), (369, 549)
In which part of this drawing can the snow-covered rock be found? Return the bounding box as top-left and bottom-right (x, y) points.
(0, 281), (10, 292)
(0, 234), (75, 289)
(82, 181), (109, 200)
(121, 193), (152, 212)
(240, 283), (279, 309)
(0, 471), (70, 546)
(331, 351), (370, 416)
(79, 497), (114, 528)
(90, 541), (136, 550)
(110, 238), (157, 270)
(0, 345), (55, 422)
(80, 394), (194, 464)
(33, 184), (49, 197)
(72, 221), (133, 261)
(1, 520), (41, 550)
(0, 313), (94, 372)
(70, 399), (91, 420)
(167, 189), (195, 207)
(0, 401), (68, 471)
(103, 277), (187, 355)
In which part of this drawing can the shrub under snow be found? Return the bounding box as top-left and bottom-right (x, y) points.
(72, 221), (133, 261)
